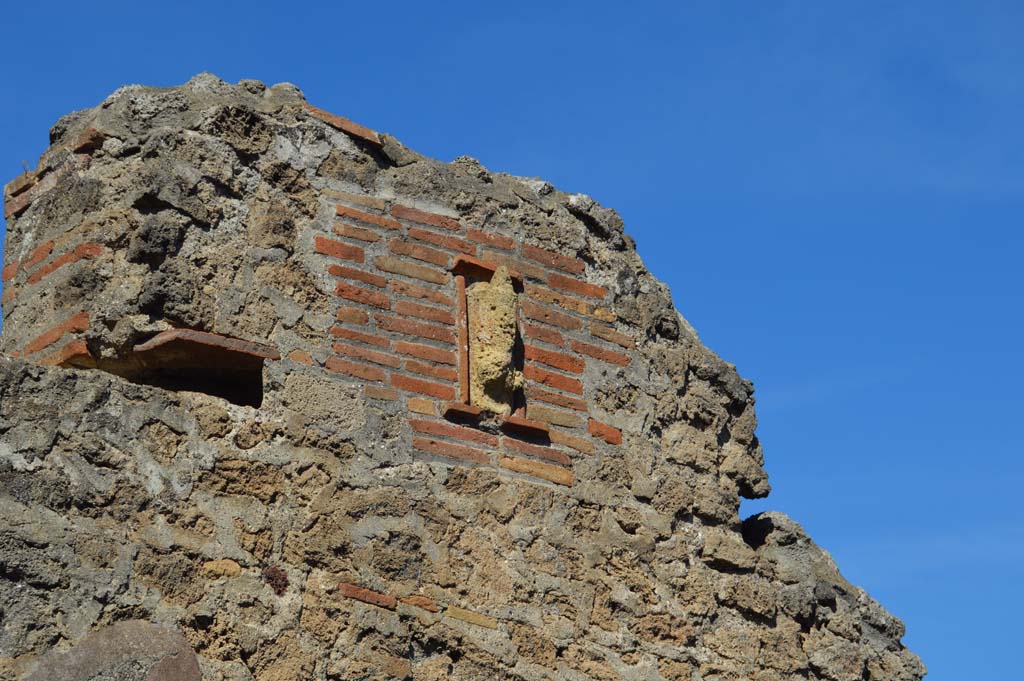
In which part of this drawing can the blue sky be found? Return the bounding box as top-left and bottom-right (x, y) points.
(3, 2), (1022, 677)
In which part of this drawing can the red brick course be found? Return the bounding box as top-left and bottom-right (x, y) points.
(523, 365), (583, 395)
(388, 239), (449, 267)
(521, 300), (583, 331)
(503, 437), (572, 467)
(395, 300), (455, 325)
(337, 307), (370, 325)
(329, 264), (387, 288)
(548, 272), (606, 299)
(408, 227), (476, 255)
(523, 323), (564, 347)
(375, 256), (448, 285)
(337, 582), (396, 609)
(333, 341), (400, 368)
(405, 359), (458, 382)
(413, 436), (489, 464)
(330, 326), (390, 348)
(377, 314), (455, 344)
(467, 229), (514, 251)
(336, 204), (401, 230)
(524, 345), (585, 374)
(334, 222), (382, 242)
(395, 341), (457, 366)
(335, 281), (391, 309)
(410, 419), (499, 448)
(24, 240), (55, 270)
(315, 236), (364, 263)
(326, 357), (386, 382)
(26, 243), (104, 285)
(391, 374), (456, 400)
(522, 243), (586, 274)
(391, 204), (461, 231)
(569, 339), (630, 366)
(305, 103), (383, 147)
(588, 419), (623, 445)
(390, 279), (451, 306)
(23, 311), (89, 356)
(1, 261), (18, 283)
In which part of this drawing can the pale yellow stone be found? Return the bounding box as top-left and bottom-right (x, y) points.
(201, 559), (242, 577)
(466, 266), (522, 415)
(446, 605), (499, 629)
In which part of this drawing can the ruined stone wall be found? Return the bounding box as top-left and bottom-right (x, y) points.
(0, 74), (924, 681)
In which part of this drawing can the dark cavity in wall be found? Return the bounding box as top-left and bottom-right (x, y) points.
(95, 329), (279, 408)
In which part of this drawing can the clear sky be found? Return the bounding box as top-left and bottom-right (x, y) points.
(2, 2), (1021, 678)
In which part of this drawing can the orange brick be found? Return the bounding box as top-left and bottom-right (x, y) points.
(334, 222), (382, 242)
(548, 272), (607, 299)
(478, 248), (548, 281)
(570, 339), (630, 366)
(394, 341), (456, 365)
(407, 227), (476, 255)
(330, 326), (390, 348)
(399, 594), (440, 612)
(408, 397), (437, 415)
(337, 307), (370, 325)
(24, 240), (54, 270)
(524, 345), (584, 374)
(390, 279), (451, 306)
(377, 314), (455, 344)
(499, 456), (573, 486)
(4, 190), (32, 220)
(405, 359), (458, 382)
(522, 243), (585, 274)
(338, 582), (396, 609)
(305, 103), (383, 146)
(410, 419), (498, 447)
(467, 229), (514, 251)
(328, 264), (387, 288)
(365, 385), (399, 401)
(525, 284), (593, 317)
(588, 418), (622, 445)
(529, 386), (587, 411)
(413, 436), (488, 464)
(589, 323), (634, 349)
(375, 256), (449, 285)
(523, 323), (564, 347)
(549, 429), (595, 455)
(335, 281), (391, 309)
(391, 204), (461, 231)
(5, 172), (36, 197)
(37, 338), (92, 367)
(323, 189), (388, 211)
(523, 365), (583, 395)
(395, 300), (455, 325)
(388, 239), (449, 267)
(1, 261), (19, 283)
(525, 403), (583, 428)
(503, 437), (572, 467)
(26, 243), (103, 285)
(336, 204), (401, 230)
(325, 356), (386, 382)
(315, 236), (364, 263)
(521, 300), (583, 331)
(287, 349), (315, 365)
(23, 311), (89, 356)
(333, 341), (400, 367)
(391, 374), (456, 400)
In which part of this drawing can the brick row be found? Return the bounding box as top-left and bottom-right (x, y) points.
(523, 365), (583, 395)
(26, 243), (104, 285)
(528, 386), (588, 411)
(523, 323), (564, 347)
(524, 345), (584, 374)
(467, 229), (514, 251)
(325, 356), (386, 382)
(548, 272), (606, 300)
(405, 359), (458, 382)
(328, 264), (386, 288)
(376, 314), (455, 344)
(412, 436), (488, 464)
(1, 260), (18, 283)
(394, 300), (454, 325)
(502, 437), (572, 467)
(522, 243), (586, 274)
(395, 341), (456, 366)
(391, 204), (461, 231)
(499, 456), (573, 487)
(569, 339), (630, 366)
(407, 227), (476, 256)
(335, 281), (390, 309)
(315, 236), (364, 263)
(589, 323), (634, 349)
(337, 307), (370, 325)
(410, 418), (498, 448)
(304, 103), (383, 146)
(388, 239), (449, 267)
(391, 373), (456, 400)
(23, 311), (89, 356)
(336, 204), (401, 230)
(330, 325), (389, 348)
(375, 256), (448, 285)
(524, 284), (615, 323)
(333, 341), (399, 367)
(588, 418), (623, 445)
(38, 338), (91, 367)
(334, 222), (382, 243)
(390, 279), (451, 306)
(24, 240), (55, 270)
(521, 300), (583, 331)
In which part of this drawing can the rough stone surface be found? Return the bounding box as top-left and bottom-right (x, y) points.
(0, 74), (923, 680)
(467, 265), (522, 415)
